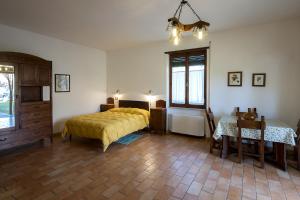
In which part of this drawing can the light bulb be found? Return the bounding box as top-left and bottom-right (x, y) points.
(197, 29), (203, 40)
(172, 27), (178, 37)
(174, 37), (179, 45)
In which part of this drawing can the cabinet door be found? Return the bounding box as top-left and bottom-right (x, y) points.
(38, 65), (51, 85)
(20, 64), (38, 85)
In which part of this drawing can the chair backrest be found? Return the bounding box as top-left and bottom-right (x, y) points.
(243, 112), (257, 121)
(237, 115), (266, 141)
(205, 108), (216, 137)
(107, 97), (114, 104)
(156, 100), (166, 108)
(236, 107), (258, 118)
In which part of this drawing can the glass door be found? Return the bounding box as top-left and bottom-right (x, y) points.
(0, 65), (15, 129)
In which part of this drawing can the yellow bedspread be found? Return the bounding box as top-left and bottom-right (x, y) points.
(62, 108), (150, 151)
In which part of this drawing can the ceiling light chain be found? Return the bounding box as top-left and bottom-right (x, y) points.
(185, 2), (202, 20)
(173, 2), (183, 18)
(177, 4), (183, 20)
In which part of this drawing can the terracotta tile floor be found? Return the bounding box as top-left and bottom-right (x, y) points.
(1, 132), (300, 200)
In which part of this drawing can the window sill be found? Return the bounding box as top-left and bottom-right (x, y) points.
(169, 104), (206, 110)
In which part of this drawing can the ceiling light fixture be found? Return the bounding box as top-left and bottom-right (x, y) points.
(167, 0), (210, 45)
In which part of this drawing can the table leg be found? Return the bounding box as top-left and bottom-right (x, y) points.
(222, 136), (230, 159)
(274, 142), (287, 171)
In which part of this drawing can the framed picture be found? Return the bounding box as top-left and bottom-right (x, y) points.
(252, 73), (266, 87)
(55, 74), (70, 92)
(228, 71), (243, 86)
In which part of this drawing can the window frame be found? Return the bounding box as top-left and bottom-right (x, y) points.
(167, 47), (208, 109)
(0, 61), (18, 132)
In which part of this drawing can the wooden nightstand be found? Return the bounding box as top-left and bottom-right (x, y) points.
(150, 108), (167, 134)
(100, 104), (115, 112)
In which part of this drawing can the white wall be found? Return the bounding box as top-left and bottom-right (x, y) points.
(107, 18), (300, 129)
(0, 24), (107, 133)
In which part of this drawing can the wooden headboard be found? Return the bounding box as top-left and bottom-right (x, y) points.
(119, 100), (149, 111)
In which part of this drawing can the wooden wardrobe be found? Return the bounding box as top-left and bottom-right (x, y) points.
(0, 52), (53, 151)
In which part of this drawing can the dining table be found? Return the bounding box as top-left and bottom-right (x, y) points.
(213, 116), (297, 171)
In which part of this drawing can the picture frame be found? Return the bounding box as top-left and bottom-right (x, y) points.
(252, 73), (266, 87)
(228, 71), (243, 87)
(55, 74), (70, 92)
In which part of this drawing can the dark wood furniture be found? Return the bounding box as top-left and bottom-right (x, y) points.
(107, 97), (114, 104)
(236, 107), (259, 159)
(205, 108), (222, 156)
(119, 100), (149, 111)
(100, 104), (115, 112)
(0, 52), (52, 151)
(236, 107), (258, 118)
(288, 119), (300, 169)
(150, 108), (167, 134)
(237, 115), (266, 168)
(156, 99), (166, 108)
(221, 115), (289, 171)
(222, 130), (288, 171)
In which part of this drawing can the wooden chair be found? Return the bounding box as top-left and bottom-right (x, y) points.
(236, 107), (258, 118)
(292, 119), (300, 169)
(237, 115), (266, 168)
(205, 108), (222, 157)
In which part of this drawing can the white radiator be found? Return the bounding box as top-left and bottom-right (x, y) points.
(169, 114), (205, 137)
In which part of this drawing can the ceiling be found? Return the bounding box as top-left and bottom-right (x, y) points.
(0, 0), (300, 50)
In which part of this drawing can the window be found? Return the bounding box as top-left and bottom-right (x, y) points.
(168, 48), (207, 109)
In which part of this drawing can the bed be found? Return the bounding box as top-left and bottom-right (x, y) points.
(62, 100), (150, 151)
